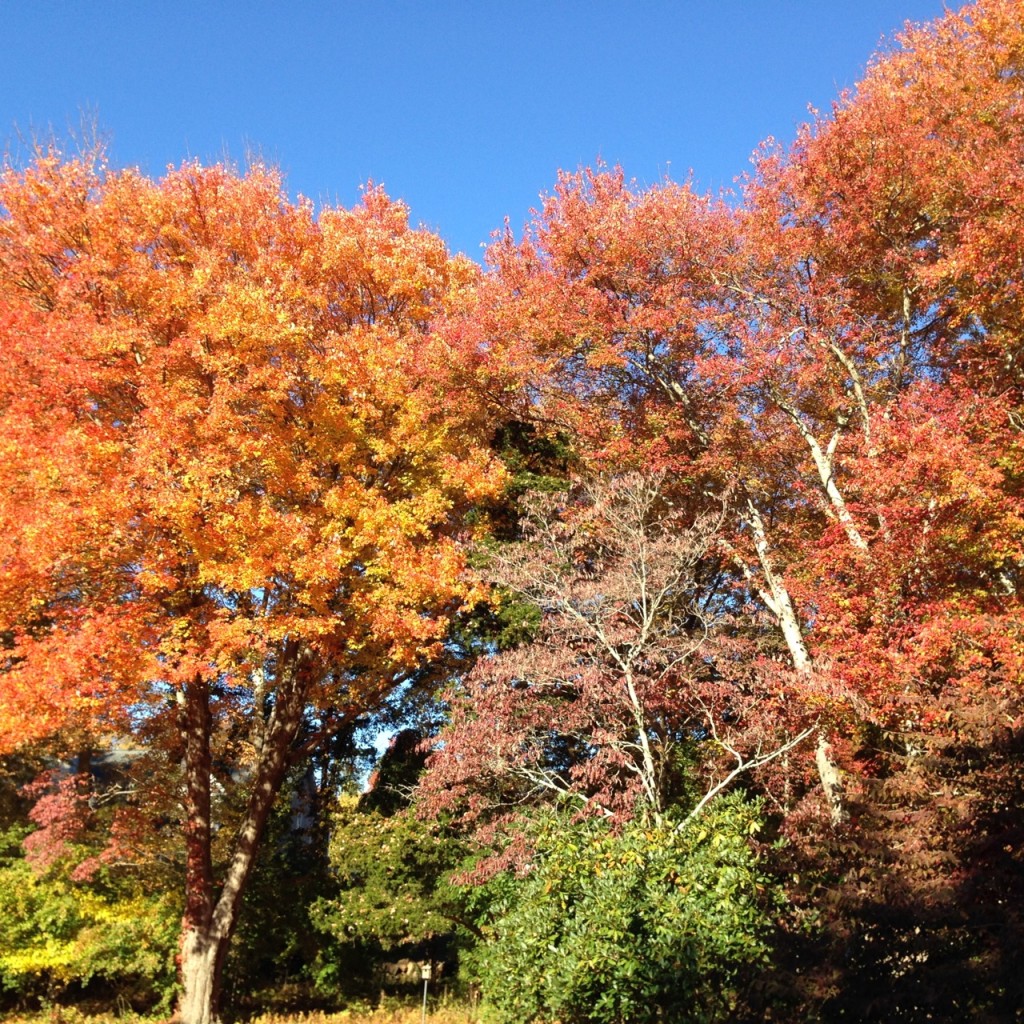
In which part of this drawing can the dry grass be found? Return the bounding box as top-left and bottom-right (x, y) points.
(247, 1010), (479, 1024)
(5, 1007), (482, 1024)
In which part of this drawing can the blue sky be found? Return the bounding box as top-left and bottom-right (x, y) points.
(2, 1), (948, 262)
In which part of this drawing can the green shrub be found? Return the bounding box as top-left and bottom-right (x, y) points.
(470, 795), (778, 1024)
(0, 827), (179, 1012)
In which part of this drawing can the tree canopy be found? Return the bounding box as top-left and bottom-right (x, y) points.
(0, 154), (504, 1023)
(1, 2), (1023, 1022)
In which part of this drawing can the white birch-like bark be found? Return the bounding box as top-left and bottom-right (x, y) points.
(772, 394), (869, 552)
(743, 501), (846, 825)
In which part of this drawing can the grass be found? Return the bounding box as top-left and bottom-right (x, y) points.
(5, 1006), (482, 1024)
(248, 1011), (479, 1024)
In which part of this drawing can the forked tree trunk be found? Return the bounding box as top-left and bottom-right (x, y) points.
(176, 658), (307, 1024)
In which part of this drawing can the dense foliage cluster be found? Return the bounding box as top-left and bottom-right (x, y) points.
(466, 797), (775, 1024)
(1, 2), (1023, 1022)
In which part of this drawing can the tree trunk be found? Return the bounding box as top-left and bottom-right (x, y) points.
(177, 674), (220, 1024)
(815, 732), (847, 826)
(178, 924), (231, 1024)
(175, 652), (309, 1024)
(745, 501), (846, 822)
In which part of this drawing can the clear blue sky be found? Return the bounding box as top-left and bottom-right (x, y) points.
(2, 1), (948, 262)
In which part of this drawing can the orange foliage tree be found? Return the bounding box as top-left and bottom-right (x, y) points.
(0, 151), (503, 1024)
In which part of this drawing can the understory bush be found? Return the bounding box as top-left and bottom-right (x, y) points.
(0, 827), (179, 1013)
(469, 794), (778, 1024)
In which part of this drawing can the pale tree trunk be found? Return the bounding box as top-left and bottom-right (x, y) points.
(658, 369), (850, 821)
(815, 733), (847, 827)
(744, 502), (846, 825)
(773, 393), (869, 553)
(765, 392), (871, 822)
(176, 653), (308, 1024)
(745, 501), (811, 673)
(178, 927), (230, 1024)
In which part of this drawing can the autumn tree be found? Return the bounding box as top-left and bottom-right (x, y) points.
(735, 1), (1024, 1013)
(422, 474), (814, 834)
(451, 0), (1023, 810)
(451, 165), (852, 820)
(0, 149), (503, 1024)
(437, 3), (1024, 1014)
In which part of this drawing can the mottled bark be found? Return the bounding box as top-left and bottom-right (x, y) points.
(815, 732), (847, 826)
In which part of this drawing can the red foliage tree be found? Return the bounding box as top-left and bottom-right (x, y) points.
(421, 474), (817, 870)
(430, 2), (1024, 1013)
